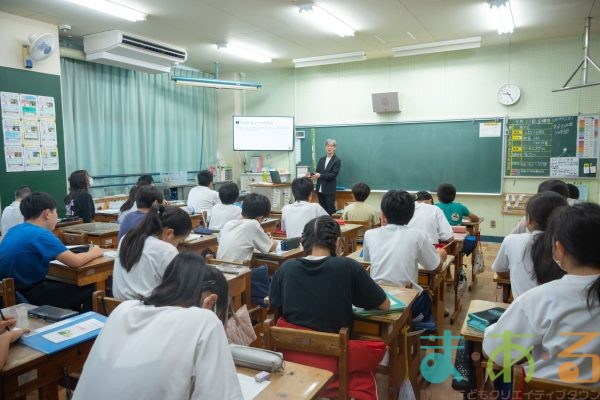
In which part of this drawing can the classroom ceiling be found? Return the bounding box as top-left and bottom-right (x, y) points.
(1, 0), (599, 74)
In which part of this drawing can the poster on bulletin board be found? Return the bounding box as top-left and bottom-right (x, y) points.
(1, 91), (58, 172)
(505, 115), (598, 178)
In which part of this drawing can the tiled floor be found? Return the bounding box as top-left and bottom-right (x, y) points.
(376, 241), (502, 399)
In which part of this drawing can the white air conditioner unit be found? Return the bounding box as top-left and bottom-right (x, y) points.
(83, 30), (187, 74)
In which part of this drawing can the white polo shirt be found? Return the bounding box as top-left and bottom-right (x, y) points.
(363, 224), (440, 293)
(187, 186), (220, 212)
(281, 201), (328, 238)
(408, 202), (453, 245)
(208, 204), (241, 230)
(492, 231), (541, 298)
(1, 201), (24, 236)
(483, 274), (600, 384)
(217, 219), (273, 261)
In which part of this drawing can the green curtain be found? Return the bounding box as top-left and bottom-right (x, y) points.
(60, 58), (217, 176)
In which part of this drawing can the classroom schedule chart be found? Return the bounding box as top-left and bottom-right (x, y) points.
(505, 115), (598, 178)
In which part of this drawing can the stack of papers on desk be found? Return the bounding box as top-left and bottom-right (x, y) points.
(353, 292), (405, 317)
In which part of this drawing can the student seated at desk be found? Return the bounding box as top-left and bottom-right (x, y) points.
(74, 253), (242, 400)
(216, 193), (277, 262)
(118, 174), (155, 224)
(270, 216), (389, 400)
(483, 202), (600, 385)
(408, 190), (453, 245)
(187, 170), (220, 213)
(118, 185), (164, 241)
(363, 190), (446, 326)
(492, 192), (567, 298)
(112, 205), (192, 300)
(435, 183), (479, 226)
(281, 177), (327, 238)
(64, 170), (95, 223)
(341, 182), (380, 228)
(511, 179), (569, 234)
(0, 192), (103, 311)
(1, 185), (31, 236)
(208, 182), (241, 230)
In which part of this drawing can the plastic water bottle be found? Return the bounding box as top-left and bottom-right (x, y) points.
(262, 170), (268, 182)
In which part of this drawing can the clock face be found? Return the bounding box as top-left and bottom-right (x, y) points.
(498, 84), (521, 105)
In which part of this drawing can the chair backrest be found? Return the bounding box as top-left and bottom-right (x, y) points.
(92, 290), (122, 316)
(62, 231), (89, 245)
(0, 278), (16, 308)
(512, 365), (600, 399)
(263, 318), (349, 400)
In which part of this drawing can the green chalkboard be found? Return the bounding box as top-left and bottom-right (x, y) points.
(505, 116), (598, 178)
(0, 67), (67, 215)
(297, 119), (503, 194)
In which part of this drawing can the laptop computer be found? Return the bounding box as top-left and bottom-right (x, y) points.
(269, 170), (282, 184)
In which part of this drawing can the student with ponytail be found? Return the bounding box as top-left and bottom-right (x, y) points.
(492, 191), (567, 297)
(484, 202), (600, 385)
(112, 205), (192, 300)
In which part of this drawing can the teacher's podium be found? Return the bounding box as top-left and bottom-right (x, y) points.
(249, 183), (292, 212)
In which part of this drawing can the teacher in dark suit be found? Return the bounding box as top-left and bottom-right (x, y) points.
(311, 139), (341, 215)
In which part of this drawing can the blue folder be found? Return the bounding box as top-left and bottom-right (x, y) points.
(20, 311), (107, 354)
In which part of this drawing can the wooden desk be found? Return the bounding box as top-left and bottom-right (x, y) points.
(94, 210), (119, 223)
(221, 268), (252, 310)
(346, 250), (453, 347)
(353, 285), (419, 400)
(493, 273), (512, 303)
(179, 233), (218, 256)
(52, 218), (83, 238)
(446, 233), (465, 325)
(340, 223), (362, 255)
(261, 217), (279, 234)
(462, 217), (483, 290)
(61, 222), (120, 248)
(460, 299), (508, 399)
(48, 251), (115, 292)
(236, 361), (333, 399)
(252, 247), (305, 274)
(0, 304), (95, 400)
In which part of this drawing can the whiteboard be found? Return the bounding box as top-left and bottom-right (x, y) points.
(233, 116), (294, 151)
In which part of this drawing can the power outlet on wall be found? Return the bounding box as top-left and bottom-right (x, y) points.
(490, 220), (496, 228)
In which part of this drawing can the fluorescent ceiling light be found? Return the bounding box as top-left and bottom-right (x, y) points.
(172, 76), (261, 91)
(297, 2), (355, 37)
(217, 43), (272, 63)
(488, 0), (515, 34)
(392, 37), (481, 57)
(64, 0), (147, 22)
(293, 51), (366, 68)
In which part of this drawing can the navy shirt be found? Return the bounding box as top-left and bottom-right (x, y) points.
(118, 210), (146, 241)
(0, 222), (67, 290)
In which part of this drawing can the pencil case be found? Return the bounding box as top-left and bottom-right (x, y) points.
(230, 344), (284, 372)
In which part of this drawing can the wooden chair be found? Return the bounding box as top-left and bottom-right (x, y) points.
(342, 219), (376, 245)
(92, 290), (122, 316)
(512, 364), (600, 400)
(0, 278), (16, 308)
(62, 231), (89, 246)
(263, 317), (350, 399)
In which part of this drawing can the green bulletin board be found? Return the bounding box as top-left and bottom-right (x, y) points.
(0, 67), (67, 214)
(505, 116), (598, 178)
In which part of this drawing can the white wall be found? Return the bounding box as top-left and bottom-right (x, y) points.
(0, 11), (60, 74)
(218, 35), (600, 237)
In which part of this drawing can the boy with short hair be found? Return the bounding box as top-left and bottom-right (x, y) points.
(363, 190), (446, 324)
(0, 192), (103, 311)
(118, 185), (164, 241)
(1, 185), (31, 236)
(408, 191), (453, 245)
(187, 170), (220, 212)
(209, 182), (242, 230)
(341, 182), (380, 228)
(435, 183), (479, 226)
(217, 193), (277, 262)
(281, 177), (327, 238)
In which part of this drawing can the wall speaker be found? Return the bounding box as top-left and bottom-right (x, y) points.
(372, 92), (400, 113)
